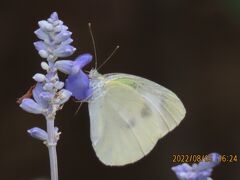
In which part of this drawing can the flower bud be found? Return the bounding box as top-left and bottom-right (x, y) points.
(56, 89), (72, 104)
(54, 81), (64, 90)
(50, 12), (59, 21)
(33, 73), (46, 82)
(38, 20), (54, 31)
(34, 29), (49, 42)
(40, 92), (54, 101)
(54, 60), (73, 74)
(27, 127), (48, 141)
(53, 45), (76, 58)
(39, 50), (49, 58)
(41, 62), (49, 71)
(34, 41), (47, 52)
(55, 31), (72, 43)
(20, 98), (43, 114)
(43, 83), (54, 91)
(61, 38), (73, 45)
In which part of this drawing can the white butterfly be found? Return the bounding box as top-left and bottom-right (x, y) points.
(87, 69), (186, 166)
(71, 23), (187, 166)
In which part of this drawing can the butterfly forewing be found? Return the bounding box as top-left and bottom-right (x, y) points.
(88, 73), (186, 166)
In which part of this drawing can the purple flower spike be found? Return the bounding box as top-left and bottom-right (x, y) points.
(19, 12), (78, 180)
(172, 153), (220, 180)
(65, 54), (93, 100)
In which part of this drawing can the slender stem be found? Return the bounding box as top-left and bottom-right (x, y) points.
(46, 118), (58, 180)
(45, 59), (59, 180)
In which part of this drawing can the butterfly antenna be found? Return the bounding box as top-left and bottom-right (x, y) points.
(97, 45), (120, 70)
(88, 23), (98, 69)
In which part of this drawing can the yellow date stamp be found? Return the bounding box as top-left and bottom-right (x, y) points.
(172, 154), (238, 163)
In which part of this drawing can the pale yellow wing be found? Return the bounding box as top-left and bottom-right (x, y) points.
(88, 73), (186, 166)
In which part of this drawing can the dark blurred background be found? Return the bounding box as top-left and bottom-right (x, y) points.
(0, 0), (239, 179)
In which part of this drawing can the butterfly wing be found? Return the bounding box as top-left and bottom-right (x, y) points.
(88, 73), (186, 166)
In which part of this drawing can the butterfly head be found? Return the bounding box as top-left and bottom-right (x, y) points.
(89, 69), (103, 80)
(88, 69), (105, 98)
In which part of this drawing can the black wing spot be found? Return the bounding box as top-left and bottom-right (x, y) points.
(141, 104), (152, 118)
